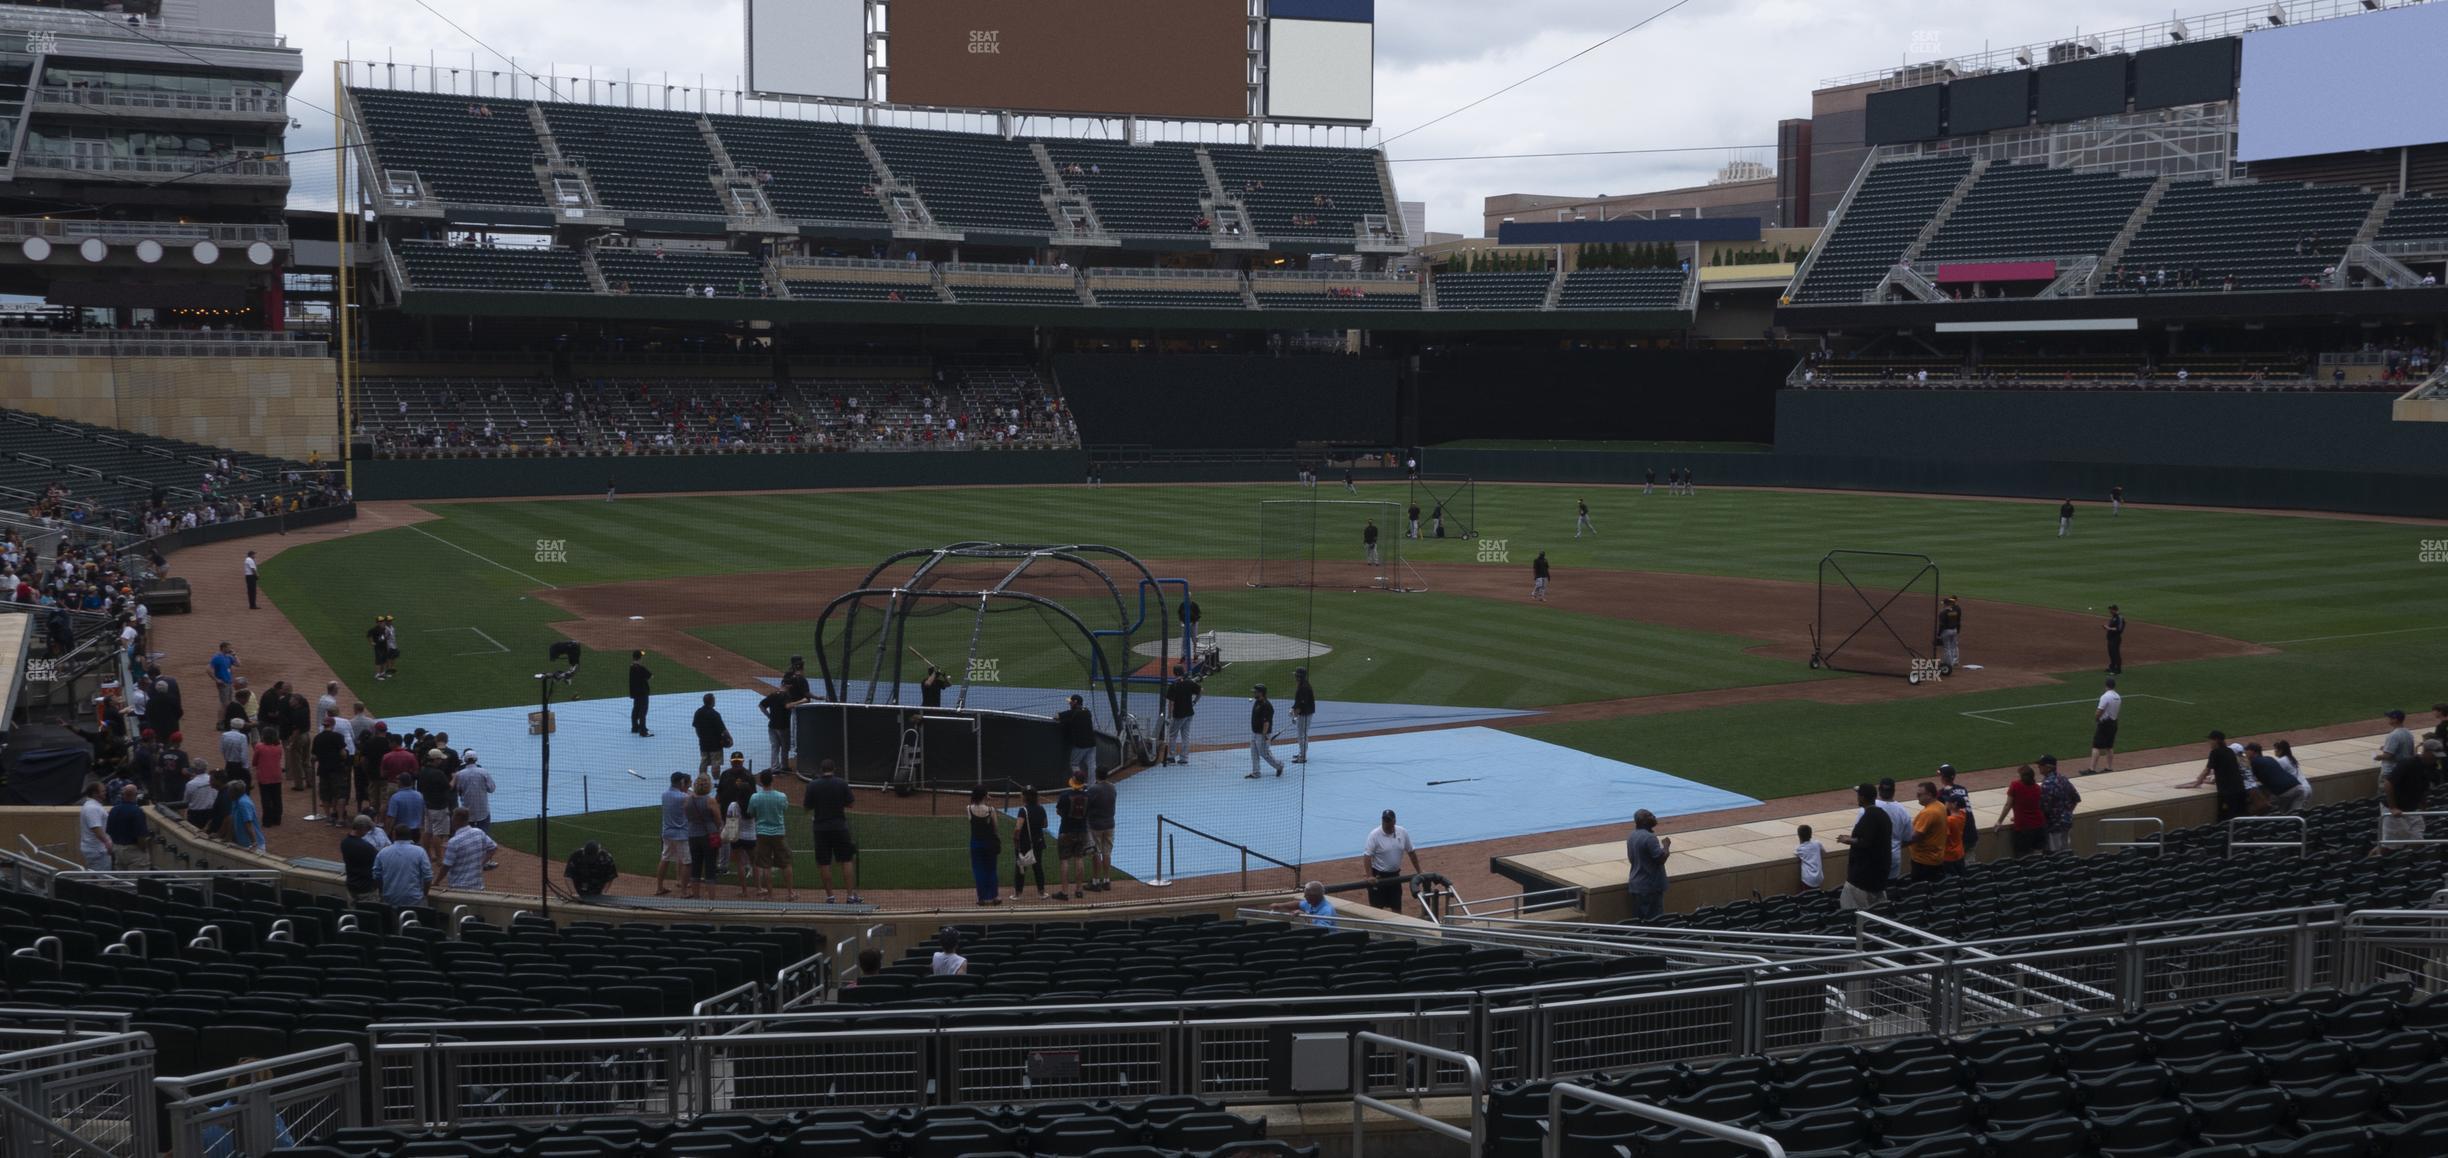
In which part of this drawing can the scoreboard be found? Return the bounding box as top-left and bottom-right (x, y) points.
(747, 0), (1377, 125)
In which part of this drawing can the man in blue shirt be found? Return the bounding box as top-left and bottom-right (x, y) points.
(224, 779), (265, 852)
(1272, 880), (1337, 929)
(103, 783), (150, 869)
(373, 826), (431, 907)
(654, 772), (692, 897)
(385, 779), (425, 839)
(748, 771), (796, 901)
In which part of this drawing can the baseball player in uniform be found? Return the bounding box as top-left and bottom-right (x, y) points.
(2103, 604), (2126, 675)
(1343, 469), (1356, 494)
(2110, 485), (2124, 517)
(1575, 498), (1595, 538)
(1644, 467), (1655, 496)
(1532, 551), (1550, 602)
(1161, 664), (1199, 765)
(1407, 502), (1421, 540)
(1244, 685), (1286, 779)
(1290, 667), (1317, 764)
(1363, 519), (1380, 566)
(2058, 499), (2075, 537)
(628, 650), (654, 736)
(1936, 596), (1963, 668)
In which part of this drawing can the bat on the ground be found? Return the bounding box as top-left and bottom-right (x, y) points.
(1425, 777), (1481, 786)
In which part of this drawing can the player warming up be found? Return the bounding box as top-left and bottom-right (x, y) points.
(1575, 498), (1595, 538)
(1245, 684), (1286, 779)
(1363, 519), (1381, 567)
(1937, 595), (1964, 668)
(2058, 499), (2075, 537)
(1291, 667), (1318, 764)
(1532, 551), (1551, 603)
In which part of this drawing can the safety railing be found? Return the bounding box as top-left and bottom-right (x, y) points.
(2376, 810), (2448, 849)
(2228, 814), (2309, 856)
(2096, 816), (2165, 855)
(1454, 914), (1856, 960)
(2338, 909), (2448, 994)
(158, 1045), (359, 1158)
(1146, 813), (1300, 891)
(0, 7), (286, 48)
(36, 86), (287, 117)
(1443, 885), (1585, 922)
(15, 153), (288, 180)
(0, 1031), (156, 1158)
(1350, 1032), (1483, 1158)
(49, 867), (284, 904)
(0, 218), (287, 245)
(772, 948), (833, 1012)
(1545, 1084), (1786, 1157)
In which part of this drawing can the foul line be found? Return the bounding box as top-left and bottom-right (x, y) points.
(400, 522), (560, 590)
(425, 626), (511, 657)
(2263, 624), (2448, 646)
(1960, 692), (2196, 726)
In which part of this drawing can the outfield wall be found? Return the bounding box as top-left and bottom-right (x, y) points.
(1775, 389), (2446, 474)
(1052, 353), (1399, 449)
(1415, 349), (1789, 445)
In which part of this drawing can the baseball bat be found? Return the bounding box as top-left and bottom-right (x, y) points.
(906, 645), (939, 672)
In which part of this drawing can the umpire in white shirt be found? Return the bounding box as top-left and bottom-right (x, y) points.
(1361, 809), (1423, 913)
(2090, 678), (2122, 774)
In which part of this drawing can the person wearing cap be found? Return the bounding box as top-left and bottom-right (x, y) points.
(1053, 773), (1091, 900)
(1159, 663), (1199, 766)
(1245, 684), (1286, 780)
(2089, 677), (2123, 775)
(1056, 693), (1098, 785)
(339, 815), (381, 906)
(2431, 704), (2448, 755)
(2378, 711), (2418, 783)
(242, 549), (258, 610)
(1363, 518), (1380, 567)
(365, 615), (394, 682)
(2103, 605), (2126, 675)
(453, 749), (496, 837)
(1837, 783), (1892, 910)
(628, 650), (655, 737)
(2057, 498), (2075, 538)
(1084, 772), (1118, 892)
(1935, 764), (1978, 864)
(691, 693), (730, 776)
(2038, 757), (2081, 852)
(918, 665), (950, 709)
(1532, 551), (1550, 603)
(1291, 668), (1318, 764)
(2188, 733), (2247, 820)
(1361, 810), (1422, 913)
(1936, 596), (1964, 670)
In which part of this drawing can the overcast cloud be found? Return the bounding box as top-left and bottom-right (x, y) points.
(281, 0), (2191, 237)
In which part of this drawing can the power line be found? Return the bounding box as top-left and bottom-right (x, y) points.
(1375, 0), (1705, 152)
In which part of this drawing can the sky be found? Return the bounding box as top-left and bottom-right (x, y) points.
(277, 0), (2198, 238)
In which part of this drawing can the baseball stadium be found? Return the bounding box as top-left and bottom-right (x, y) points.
(0, 0), (2445, 1155)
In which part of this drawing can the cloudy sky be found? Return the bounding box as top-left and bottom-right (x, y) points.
(279, 0), (2193, 237)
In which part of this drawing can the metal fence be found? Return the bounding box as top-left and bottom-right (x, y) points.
(0, 1032), (156, 1158)
(158, 1046), (360, 1158)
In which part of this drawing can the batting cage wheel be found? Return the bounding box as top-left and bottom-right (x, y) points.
(1811, 550), (1942, 681)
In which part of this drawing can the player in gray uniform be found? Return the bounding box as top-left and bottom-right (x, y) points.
(1160, 665), (1199, 765)
(1244, 685), (1286, 779)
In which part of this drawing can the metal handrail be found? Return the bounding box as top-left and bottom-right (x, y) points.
(1546, 1084), (1786, 1158)
(1147, 813), (1300, 890)
(2097, 816), (2166, 855)
(1351, 1031), (1483, 1158)
(2228, 814), (2309, 856)
(1255, 910), (1778, 967)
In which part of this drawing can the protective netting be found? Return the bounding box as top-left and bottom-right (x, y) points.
(1407, 475), (1477, 542)
(1813, 550), (1942, 680)
(1250, 499), (1422, 592)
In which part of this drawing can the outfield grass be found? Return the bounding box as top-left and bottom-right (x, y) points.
(488, 805), (1118, 891)
(263, 483), (2445, 800)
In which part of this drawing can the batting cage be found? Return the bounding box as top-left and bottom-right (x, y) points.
(1250, 498), (1425, 592)
(807, 542), (1188, 791)
(1810, 550), (1945, 683)
(1406, 474), (1477, 542)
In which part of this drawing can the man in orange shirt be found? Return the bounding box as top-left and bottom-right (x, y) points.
(1908, 782), (1948, 884)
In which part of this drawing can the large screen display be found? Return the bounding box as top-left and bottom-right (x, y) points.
(2131, 37), (2238, 111)
(1947, 71), (2033, 136)
(1864, 84), (1945, 145)
(2036, 55), (2128, 124)
(2238, 5), (2448, 163)
(1267, 18), (1373, 122)
(745, 0), (868, 101)
(889, 0), (1248, 120)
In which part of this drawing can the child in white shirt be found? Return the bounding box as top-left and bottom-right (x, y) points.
(1795, 824), (1825, 891)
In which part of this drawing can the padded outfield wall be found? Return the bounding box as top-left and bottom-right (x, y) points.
(1414, 349), (1789, 447)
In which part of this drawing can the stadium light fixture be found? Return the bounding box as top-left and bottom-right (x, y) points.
(2015, 48), (2034, 67)
(2168, 18), (2189, 41)
(2267, 3), (2287, 24)
(2360, 0), (2379, 9)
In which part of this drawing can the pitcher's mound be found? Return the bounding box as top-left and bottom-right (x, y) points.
(1133, 631), (1332, 663)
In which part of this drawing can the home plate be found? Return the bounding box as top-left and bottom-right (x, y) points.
(1132, 631), (1330, 663)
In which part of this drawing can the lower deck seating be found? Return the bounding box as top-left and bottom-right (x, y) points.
(394, 241), (588, 293)
(1555, 269), (1687, 310)
(947, 283), (1084, 306)
(1432, 272), (1552, 310)
(278, 1102), (1297, 1158)
(784, 279), (932, 303)
(1093, 288), (1247, 310)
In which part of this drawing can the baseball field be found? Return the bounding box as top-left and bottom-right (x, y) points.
(257, 480), (2443, 888)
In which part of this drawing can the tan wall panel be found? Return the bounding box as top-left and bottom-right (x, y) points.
(0, 356), (337, 462)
